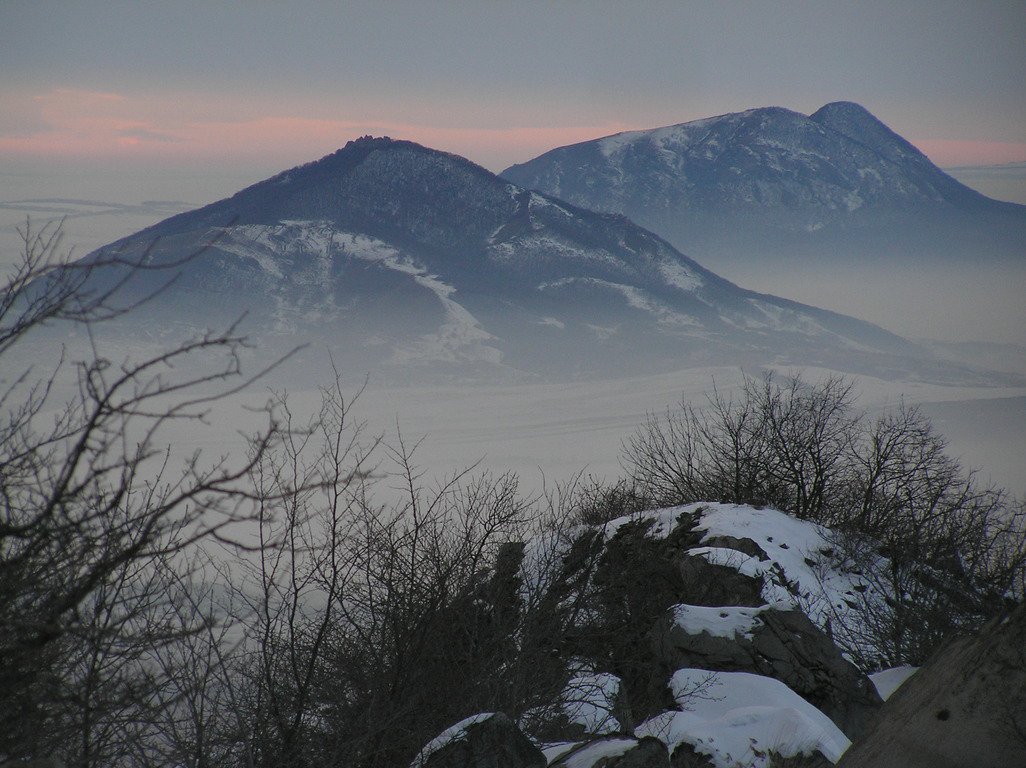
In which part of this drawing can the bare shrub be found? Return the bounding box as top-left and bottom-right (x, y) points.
(622, 371), (1026, 666)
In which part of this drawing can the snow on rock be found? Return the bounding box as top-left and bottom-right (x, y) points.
(547, 737), (647, 768)
(636, 669), (851, 767)
(561, 672), (622, 735)
(410, 712), (546, 768)
(410, 713), (495, 768)
(560, 738), (636, 767)
(692, 504), (882, 640)
(671, 603), (773, 641)
(603, 503), (888, 670)
(541, 742), (582, 764)
(868, 666), (918, 701)
(603, 505), (688, 540)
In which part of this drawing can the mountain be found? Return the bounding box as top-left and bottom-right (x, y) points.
(501, 102), (1026, 267)
(66, 136), (983, 383)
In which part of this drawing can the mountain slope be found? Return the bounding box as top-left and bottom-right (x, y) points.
(70, 137), (976, 383)
(501, 102), (1026, 266)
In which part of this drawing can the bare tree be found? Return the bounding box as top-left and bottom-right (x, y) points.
(622, 372), (855, 515)
(757, 373), (858, 521)
(826, 403), (1026, 667)
(0, 219), (281, 765)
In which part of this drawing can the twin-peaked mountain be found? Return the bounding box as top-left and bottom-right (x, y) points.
(501, 102), (1026, 266)
(74, 136), (976, 383)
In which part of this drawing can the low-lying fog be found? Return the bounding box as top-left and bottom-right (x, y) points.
(3, 165), (1024, 499)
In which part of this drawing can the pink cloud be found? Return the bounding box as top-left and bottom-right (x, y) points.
(7, 87), (1022, 172)
(0, 87), (635, 170)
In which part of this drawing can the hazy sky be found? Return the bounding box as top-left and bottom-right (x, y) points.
(2, 0), (1025, 176)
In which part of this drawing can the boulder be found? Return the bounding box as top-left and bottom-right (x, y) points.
(651, 605), (881, 739)
(701, 535), (770, 562)
(415, 712), (545, 768)
(836, 602), (1026, 768)
(675, 554), (765, 607)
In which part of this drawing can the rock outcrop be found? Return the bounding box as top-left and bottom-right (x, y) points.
(836, 602), (1026, 768)
(652, 605), (881, 738)
(412, 503), (1019, 768)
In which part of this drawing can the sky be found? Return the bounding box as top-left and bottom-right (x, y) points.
(2, 0), (1026, 180)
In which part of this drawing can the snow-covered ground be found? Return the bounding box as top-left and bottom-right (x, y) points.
(636, 669), (851, 767)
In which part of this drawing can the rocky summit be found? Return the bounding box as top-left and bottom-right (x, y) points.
(408, 501), (1024, 767)
(409, 503), (893, 768)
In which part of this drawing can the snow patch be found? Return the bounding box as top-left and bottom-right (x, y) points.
(869, 665), (917, 701)
(636, 669), (850, 767)
(844, 191), (864, 211)
(599, 130), (648, 158)
(562, 672), (622, 735)
(671, 604), (772, 641)
(388, 268), (502, 366)
(409, 712), (495, 768)
(659, 260), (704, 293)
(529, 191), (573, 217)
(221, 221), (503, 364)
(539, 277), (700, 329)
(557, 737), (640, 768)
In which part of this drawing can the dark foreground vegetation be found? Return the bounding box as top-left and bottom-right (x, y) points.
(2, 223), (1024, 767)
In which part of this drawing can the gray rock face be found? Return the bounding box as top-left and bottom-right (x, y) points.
(419, 713), (545, 768)
(836, 602), (1026, 768)
(668, 742), (716, 767)
(652, 605), (881, 739)
(675, 554), (766, 608)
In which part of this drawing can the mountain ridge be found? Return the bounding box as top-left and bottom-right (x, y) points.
(500, 102), (1025, 267)
(64, 135), (999, 385)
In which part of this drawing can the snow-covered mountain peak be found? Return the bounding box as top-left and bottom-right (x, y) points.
(501, 101), (1024, 270)
(62, 134), (985, 383)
